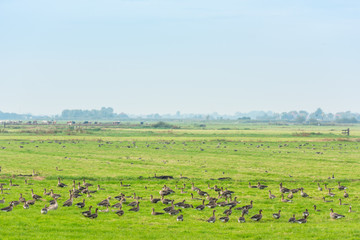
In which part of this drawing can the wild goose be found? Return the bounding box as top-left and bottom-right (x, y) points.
(303, 209), (309, 217)
(99, 206), (109, 213)
(288, 214), (296, 223)
(150, 195), (161, 204)
(272, 210), (281, 219)
(226, 197), (239, 207)
(235, 200), (253, 211)
(250, 209), (263, 221)
(317, 183), (323, 191)
(348, 206), (355, 213)
(248, 182), (257, 189)
(330, 208), (345, 219)
(325, 183), (334, 191)
(223, 206), (233, 215)
(338, 182), (347, 190)
(47, 199), (58, 211)
(221, 188), (234, 197)
(214, 185), (221, 192)
(55, 167), (63, 171)
(97, 197), (111, 207)
(12, 201), (20, 207)
(26, 199), (35, 205)
(191, 183), (200, 191)
(281, 194), (292, 203)
(114, 193), (125, 201)
(75, 199), (85, 208)
(57, 178), (67, 188)
(120, 182), (130, 187)
(24, 179), (33, 185)
(127, 200), (138, 207)
(23, 202), (29, 209)
(295, 215), (308, 224)
(151, 208), (164, 215)
(180, 174), (188, 179)
(97, 185), (105, 191)
(238, 211), (246, 223)
(9, 180), (19, 187)
(115, 206), (124, 216)
(190, 193), (202, 201)
(197, 189), (209, 197)
(180, 188), (187, 194)
(344, 190), (349, 198)
(279, 183), (290, 193)
(82, 206), (92, 217)
(313, 205), (320, 212)
(19, 193), (26, 203)
(83, 179), (93, 187)
(322, 197), (333, 203)
(161, 197), (173, 205)
(41, 205), (48, 214)
(78, 182), (86, 191)
(88, 208), (98, 219)
(195, 200), (206, 210)
(31, 189), (42, 200)
(257, 182), (268, 190)
(87, 192), (92, 198)
(290, 188), (300, 193)
(207, 210), (216, 223)
(1, 202), (14, 212)
(300, 188), (309, 197)
(207, 184), (214, 190)
(50, 189), (61, 199)
(129, 202), (140, 212)
(169, 208), (182, 215)
(219, 212), (230, 223)
(177, 214), (184, 221)
(269, 190), (276, 199)
(163, 201), (175, 213)
(111, 202), (122, 208)
(328, 189), (335, 197)
(43, 188), (51, 196)
(174, 200), (186, 207)
(339, 198), (349, 206)
(159, 189), (171, 197)
(287, 192), (293, 199)
(181, 203), (193, 209)
(0, 198), (5, 204)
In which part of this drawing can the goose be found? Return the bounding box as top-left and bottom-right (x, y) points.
(161, 197), (173, 205)
(288, 214), (296, 223)
(26, 199), (35, 205)
(325, 184), (334, 191)
(82, 206), (92, 217)
(344, 190), (349, 198)
(223, 206), (233, 215)
(191, 183), (200, 191)
(290, 188), (300, 193)
(180, 174), (188, 179)
(78, 182), (86, 191)
(31, 189), (42, 200)
(181, 203), (193, 209)
(272, 210), (281, 219)
(195, 200), (206, 210)
(338, 182), (347, 190)
(235, 200), (253, 210)
(287, 192), (293, 199)
(83, 179), (93, 187)
(47, 199), (58, 211)
(50, 189), (61, 199)
(1, 202), (14, 212)
(238, 211), (246, 223)
(313, 205), (320, 212)
(97, 185), (105, 191)
(250, 209), (263, 221)
(114, 193), (125, 201)
(41, 205), (48, 214)
(99, 206), (109, 213)
(248, 182), (257, 189)
(56, 167), (63, 171)
(339, 198), (349, 206)
(207, 210), (216, 223)
(151, 208), (164, 215)
(219, 212), (230, 223)
(75, 199), (85, 208)
(214, 185), (221, 192)
(295, 215), (308, 224)
(197, 190), (208, 197)
(9, 180), (19, 187)
(322, 197), (333, 203)
(88, 208), (98, 219)
(127, 200), (138, 207)
(169, 208), (182, 215)
(87, 192), (92, 198)
(111, 202), (122, 208)
(303, 209), (309, 217)
(220, 188), (234, 198)
(330, 208), (345, 219)
(180, 188), (187, 194)
(269, 190), (276, 199)
(328, 189), (335, 197)
(57, 178), (67, 188)
(225, 197), (239, 208)
(150, 195), (160, 204)
(349, 206), (355, 213)
(257, 182), (267, 190)
(115, 206), (124, 216)
(177, 214), (184, 221)
(281, 194), (292, 203)
(163, 201), (174, 213)
(174, 200), (186, 207)
(207, 184), (214, 190)
(97, 197), (111, 207)
(120, 182), (130, 187)
(279, 183), (290, 193)
(24, 179), (33, 185)
(0, 198), (5, 204)
(129, 202), (140, 212)
(159, 189), (171, 196)
(190, 193), (202, 201)
(23, 202), (29, 209)
(317, 183), (323, 191)
(43, 189), (51, 196)
(19, 193), (26, 203)
(300, 188), (309, 197)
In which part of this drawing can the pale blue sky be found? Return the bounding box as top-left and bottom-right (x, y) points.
(0, 0), (359, 115)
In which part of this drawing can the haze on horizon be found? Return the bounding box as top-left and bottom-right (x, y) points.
(0, 0), (359, 116)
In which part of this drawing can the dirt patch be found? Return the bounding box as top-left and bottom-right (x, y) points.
(32, 176), (46, 181)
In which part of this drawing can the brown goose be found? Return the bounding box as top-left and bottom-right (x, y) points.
(257, 182), (268, 189)
(83, 179), (93, 187)
(338, 182), (347, 190)
(151, 208), (164, 215)
(181, 203), (193, 209)
(99, 206), (109, 213)
(120, 182), (130, 187)
(0, 198), (5, 204)
(196, 189), (208, 197)
(19, 193), (26, 203)
(223, 206), (233, 215)
(339, 198), (349, 206)
(250, 209), (263, 221)
(50, 189), (61, 199)
(343, 190), (349, 198)
(111, 202), (122, 208)
(279, 183), (290, 193)
(47, 199), (58, 211)
(238, 211), (246, 223)
(163, 200), (174, 213)
(300, 188), (309, 197)
(82, 206), (92, 217)
(75, 199), (85, 208)
(313, 205), (320, 212)
(1, 202), (14, 212)
(127, 200), (138, 207)
(272, 210), (281, 219)
(288, 214), (296, 223)
(328, 189), (335, 197)
(88, 208), (98, 219)
(269, 190), (276, 199)
(129, 202), (140, 212)
(190, 193), (202, 201)
(57, 178), (67, 188)
(248, 182), (257, 189)
(219, 212), (230, 223)
(31, 189), (42, 200)
(348, 206), (355, 213)
(195, 200), (206, 210)
(41, 205), (48, 214)
(191, 183), (200, 191)
(161, 197), (172, 205)
(287, 191), (293, 199)
(303, 209), (309, 217)
(323, 197), (333, 203)
(295, 215), (308, 224)
(207, 210), (216, 223)
(317, 183), (323, 191)
(26, 199), (35, 205)
(97, 197), (111, 207)
(97, 185), (105, 191)
(43, 188), (51, 196)
(150, 195), (160, 203)
(115, 206), (124, 216)
(169, 208), (182, 215)
(177, 214), (184, 221)
(281, 194), (292, 203)
(174, 200), (186, 207)
(330, 208), (345, 219)
(9, 180), (19, 187)
(23, 202), (29, 209)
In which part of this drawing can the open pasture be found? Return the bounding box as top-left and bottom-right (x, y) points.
(1, 123), (360, 239)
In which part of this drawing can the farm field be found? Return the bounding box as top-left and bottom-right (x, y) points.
(1, 123), (360, 239)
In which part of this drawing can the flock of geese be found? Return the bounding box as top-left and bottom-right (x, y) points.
(0, 170), (351, 224)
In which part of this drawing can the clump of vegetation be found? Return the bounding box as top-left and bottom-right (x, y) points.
(151, 121), (180, 129)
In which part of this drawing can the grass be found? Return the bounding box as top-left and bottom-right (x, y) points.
(0, 123), (360, 239)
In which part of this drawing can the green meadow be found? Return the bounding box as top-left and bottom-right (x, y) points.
(1, 123), (360, 239)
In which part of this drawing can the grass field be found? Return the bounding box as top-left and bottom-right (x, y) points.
(1, 123), (360, 239)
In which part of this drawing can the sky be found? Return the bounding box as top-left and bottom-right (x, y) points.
(0, 0), (359, 115)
